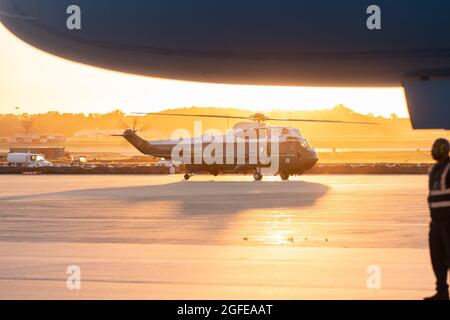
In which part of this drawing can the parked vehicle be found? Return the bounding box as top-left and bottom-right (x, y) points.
(71, 155), (88, 166)
(6, 153), (52, 167)
(155, 160), (180, 174)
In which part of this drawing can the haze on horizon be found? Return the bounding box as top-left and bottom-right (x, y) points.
(0, 24), (409, 118)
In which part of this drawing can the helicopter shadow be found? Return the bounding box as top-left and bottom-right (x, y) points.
(0, 179), (329, 244)
(1, 179), (329, 216)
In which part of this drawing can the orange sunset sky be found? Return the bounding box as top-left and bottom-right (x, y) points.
(0, 23), (409, 117)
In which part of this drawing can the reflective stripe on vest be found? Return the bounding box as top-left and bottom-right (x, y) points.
(429, 162), (450, 209)
(430, 201), (450, 209)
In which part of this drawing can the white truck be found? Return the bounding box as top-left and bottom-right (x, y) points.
(7, 153), (52, 167)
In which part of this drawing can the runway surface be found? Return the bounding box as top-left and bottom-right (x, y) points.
(0, 174), (436, 299)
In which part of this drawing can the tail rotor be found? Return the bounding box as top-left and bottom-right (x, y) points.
(114, 116), (151, 134)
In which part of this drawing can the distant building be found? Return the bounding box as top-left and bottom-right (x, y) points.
(2, 134), (66, 144)
(73, 129), (121, 138)
(9, 147), (66, 159)
(74, 129), (163, 139)
(11, 133), (65, 144)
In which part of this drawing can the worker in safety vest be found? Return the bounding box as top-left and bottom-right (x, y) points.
(425, 138), (450, 300)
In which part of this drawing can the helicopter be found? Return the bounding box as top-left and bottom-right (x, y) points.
(114, 112), (375, 181)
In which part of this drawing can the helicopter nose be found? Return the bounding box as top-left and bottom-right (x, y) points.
(305, 149), (319, 169)
(310, 149), (319, 161)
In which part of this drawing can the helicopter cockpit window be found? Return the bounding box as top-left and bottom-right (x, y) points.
(300, 139), (312, 149)
(306, 140), (312, 148)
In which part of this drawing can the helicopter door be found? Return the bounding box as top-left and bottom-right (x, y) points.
(288, 141), (297, 155)
(257, 128), (268, 139)
(257, 128), (270, 164)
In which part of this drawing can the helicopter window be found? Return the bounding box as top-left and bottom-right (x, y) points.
(300, 139), (311, 149)
(288, 128), (301, 137)
(232, 129), (245, 139)
(258, 128), (268, 139)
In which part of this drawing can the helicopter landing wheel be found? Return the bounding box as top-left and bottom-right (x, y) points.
(253, 172), (263, 181)
(280, 172), (290, 181)
(209, 169), (219, 177)
(184, 173), (191, 180)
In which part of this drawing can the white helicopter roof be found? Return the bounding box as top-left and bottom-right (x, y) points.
(232, 122), (303, 138)
(232, 122), (265, 131)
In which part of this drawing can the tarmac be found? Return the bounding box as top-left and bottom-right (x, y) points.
(0, 174), (437, 299)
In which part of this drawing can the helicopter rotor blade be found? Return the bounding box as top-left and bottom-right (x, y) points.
(132, 116), (139, 131)
(117, 118), (131, 129)
(132, 112), (378, 125)
(132, 112), (251, 120)
(265, 117), (378, 125)
(139, 120), (153, 132)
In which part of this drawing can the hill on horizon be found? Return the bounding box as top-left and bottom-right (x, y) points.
(0, 104), (407, 135)
(0, 105), (448, 150)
